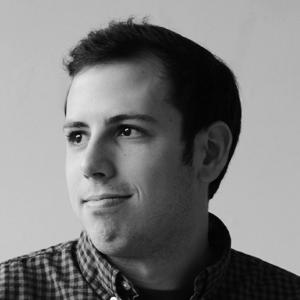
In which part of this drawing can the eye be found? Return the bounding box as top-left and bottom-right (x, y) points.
(120, 127), (133, 136)
(118, 125), (144, 138)
(66, 131), (86, 145)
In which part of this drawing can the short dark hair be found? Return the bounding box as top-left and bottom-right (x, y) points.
(64, 18), (242, 199)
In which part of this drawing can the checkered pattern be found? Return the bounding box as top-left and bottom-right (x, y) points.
(1, 214), (299, 299)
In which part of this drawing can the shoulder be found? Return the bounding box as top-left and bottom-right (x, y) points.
(0, 239), (78, 298)
(0, 239), (77, 272)
(222, 249), (300, 299)
(230, 249), (299, 282)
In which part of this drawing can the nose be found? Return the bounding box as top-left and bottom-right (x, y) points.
(80, 140), (116, 181)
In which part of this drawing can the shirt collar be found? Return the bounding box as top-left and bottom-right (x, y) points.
(76, 231), (122, 299)
(193, 213), (231, 298)
(76, 213), (231, 299)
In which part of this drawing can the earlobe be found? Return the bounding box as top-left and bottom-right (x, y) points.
(194, 122), (232, 183)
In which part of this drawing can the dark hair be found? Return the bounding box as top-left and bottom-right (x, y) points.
(64, 18), (242, 199)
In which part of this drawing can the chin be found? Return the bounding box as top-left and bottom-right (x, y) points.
(85, 221), (130, 255)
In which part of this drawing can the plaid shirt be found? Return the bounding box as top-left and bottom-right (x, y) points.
(1, 214), (299, 299)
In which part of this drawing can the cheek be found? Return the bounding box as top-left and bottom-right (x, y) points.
(65, 156), (81, 197)
(123, 143), (188, 195)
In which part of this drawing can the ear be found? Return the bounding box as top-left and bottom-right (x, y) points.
(193, 121), (233, 183)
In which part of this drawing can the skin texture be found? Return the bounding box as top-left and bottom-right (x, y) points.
(64, 57), (232, 289)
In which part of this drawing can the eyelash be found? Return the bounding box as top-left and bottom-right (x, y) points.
(116, 125), (146, 138)
(65, 131), (86, 145)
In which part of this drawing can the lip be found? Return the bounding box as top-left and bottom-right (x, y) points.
(84, 193), (132, 202)
(82, 194), (132, 210)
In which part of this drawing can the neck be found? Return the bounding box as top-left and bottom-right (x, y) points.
(108, 214), (212, 290)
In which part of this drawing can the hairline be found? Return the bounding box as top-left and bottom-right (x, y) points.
(64, 52), (175, 117)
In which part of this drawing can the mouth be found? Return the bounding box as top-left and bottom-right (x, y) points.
(82, 194), (132, 209)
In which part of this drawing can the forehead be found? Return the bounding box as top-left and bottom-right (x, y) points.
(66, 58), (175, 121)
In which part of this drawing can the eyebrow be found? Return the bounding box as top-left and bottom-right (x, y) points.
(63, 121), (88, 130)
(63, 114), (157, 130)
(106, 114), (157, 125)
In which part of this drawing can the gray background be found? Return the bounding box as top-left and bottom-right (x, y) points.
(0, 0), (299, 274)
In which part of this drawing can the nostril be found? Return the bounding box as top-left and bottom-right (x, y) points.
(81, 160), (116, 180)
(82, 169), (106, 179)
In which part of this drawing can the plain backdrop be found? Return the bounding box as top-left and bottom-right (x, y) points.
(0, 0), (299, 275)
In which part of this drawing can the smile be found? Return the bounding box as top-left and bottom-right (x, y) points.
(82, 194), (132, 209)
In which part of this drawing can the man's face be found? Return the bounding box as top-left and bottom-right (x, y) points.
(64, 58), (206, 258)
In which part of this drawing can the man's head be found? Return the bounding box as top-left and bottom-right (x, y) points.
(63, 19), (241, 257)
(64, 19), (241, 200)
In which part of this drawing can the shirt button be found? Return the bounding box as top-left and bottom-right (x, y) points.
(122, 280), (131, 290)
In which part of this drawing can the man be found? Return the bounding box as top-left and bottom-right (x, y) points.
(0, 19), (299, 300)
